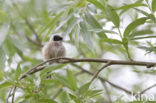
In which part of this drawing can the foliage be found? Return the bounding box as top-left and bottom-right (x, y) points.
(0, 0), (156, 103)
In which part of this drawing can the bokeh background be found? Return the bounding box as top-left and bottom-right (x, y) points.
(0, 0), (156, 102)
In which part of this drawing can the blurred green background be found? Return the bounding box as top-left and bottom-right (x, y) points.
(0, 0), (156, 102)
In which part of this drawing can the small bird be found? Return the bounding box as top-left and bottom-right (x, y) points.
(42, 35), (66, 63)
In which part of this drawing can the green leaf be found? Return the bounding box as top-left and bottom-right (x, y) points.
(40, 64), (65, 76)
(55, 13), (73, 31)
(39, 99), (57, 103)
(117, 3), (147, 15)
(3, 35), (24, 59)
(63, 16), (80, 36)
(129, 29), (153, 37)
(8, 36), (24, 58)
(85, 12), (107, 38)
(78, 82), (91, 95)
(88, 89), (103, 98)
(0, 47), (6, 69)
(105, 5), (120, 27)
(123, 17), (147, 37)
(22, 56), (40, 64)
(55, 74), (70, 88)
(66, 70), (77, 91)
(59, 91), (70, 103)
(148, 14), (156, 23)
(130, 36), (156, 40)
(69, 94), (81, 103)
(134, 8), (149, 16)
(41, 77), (59, 84)
(85, 12), (102, 29)
(102, 38), (122, 44)
(117, 3), (147, 10)
(122, 37), (128, 50)
(0, 81), (12, 89)
(3, 38), (15, 57)
(87, 0), (105, 10)
(134, 9), (156, 23)
(88, 28), (118, 34)
(152, 0), (156, 12)
(80, 21), (93, 51)
(0, 11), (9, 23)
(74, 0), (87, 7)
(88, 4), (97, 13)
(15, 63), (22, 79)
(0, 26), (8, 46)
(138, 46), (156, 52)
(39, 12), (63, 41)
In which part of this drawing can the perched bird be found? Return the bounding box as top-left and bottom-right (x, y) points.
(42, 35), (66, 63)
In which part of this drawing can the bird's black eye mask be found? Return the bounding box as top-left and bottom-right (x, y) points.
(53, 35), (63, 41)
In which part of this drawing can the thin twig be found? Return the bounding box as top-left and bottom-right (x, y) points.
(6, 87), (13, 103)
(140, 83), (156, 94)
(24, 18), (42, 46)
(11, 86), (16, 103)
(71, 63), (133, 95)
(75, 71), (84, 76)
(11, 2), (42, 47)
(90, 61), (112, 83)
(25, 34), (43, 48)
(10, 21), (42, 48)
(72, 63), (156, 100)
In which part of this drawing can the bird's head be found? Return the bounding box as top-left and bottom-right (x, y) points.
(51, 35), (63, 41)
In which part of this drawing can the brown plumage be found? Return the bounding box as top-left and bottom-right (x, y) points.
(42, 35), (66, 62)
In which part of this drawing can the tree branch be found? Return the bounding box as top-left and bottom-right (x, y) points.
(71, 63), (133, 95)
(10, 57), (156, 102)
(18, 57), (156, 80)
(90, 61), (112, 83)
(140, 83), (156, 94)
(11, 86), (16, 103)
(11, 2), (42, 47)
(25, 34), (43, 48)
(6, 87), (13, 103)
(24, 18), (42, 46)
(10, 20), (42, 48)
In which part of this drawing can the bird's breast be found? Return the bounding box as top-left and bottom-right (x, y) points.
(49, 42), (65, 58)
